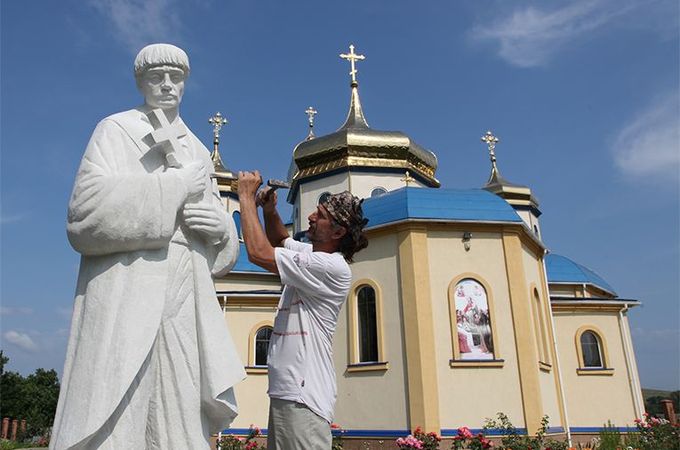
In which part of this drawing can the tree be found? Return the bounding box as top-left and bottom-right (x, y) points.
(0, 351), (60, 439)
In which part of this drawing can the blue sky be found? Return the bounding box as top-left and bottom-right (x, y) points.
(1, 1), (678, 390)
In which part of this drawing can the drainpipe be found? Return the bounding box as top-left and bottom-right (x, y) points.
(619, 304), (643, 418)
(542, 250), (572, 447)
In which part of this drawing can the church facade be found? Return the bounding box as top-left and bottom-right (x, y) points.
(209, 50), (644, 444)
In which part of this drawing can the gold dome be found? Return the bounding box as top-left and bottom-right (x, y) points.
(287, 80), (439, 198)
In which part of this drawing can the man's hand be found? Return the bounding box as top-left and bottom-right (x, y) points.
(183, 202), (228, 244)
(238, 171), (263, 201)
(173, 161), (207, 200)
(256, 187), (277, 213)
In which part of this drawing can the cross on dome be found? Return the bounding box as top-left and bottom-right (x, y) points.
(208, 112), (228, 142)
(340, 44), (365, 85)
(481, 130), (500, 169)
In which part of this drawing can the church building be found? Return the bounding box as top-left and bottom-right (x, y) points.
(209, 46), (644, 445)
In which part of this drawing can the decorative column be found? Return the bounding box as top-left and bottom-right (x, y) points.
(398, 225), (440, 432)
(502, 231), (544, 434)
(661, 399), (677, 424)
(10, 419), (18, 441)
(1, 417), (9, 439)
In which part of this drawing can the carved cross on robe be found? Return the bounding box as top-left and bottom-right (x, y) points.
(146, 108), (187, 168)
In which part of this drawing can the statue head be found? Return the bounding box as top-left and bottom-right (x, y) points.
(134, 43), (190, 111)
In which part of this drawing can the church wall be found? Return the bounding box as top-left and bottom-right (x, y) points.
(521, 244), (564, 430)
(297, 172), (349, 231)
(333, 232), (410, 430)
(224, 303), (278, 429)
(347, 171), (424, 199)
(427, 228), (526, 429)
(214, 274), (281, 293)
(552, 311), (639, 428)
(550, 284), (582, 297)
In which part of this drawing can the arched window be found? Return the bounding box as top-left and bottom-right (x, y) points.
(370, 187), (387, 198)
(357, 285), (378, 362)
(254, 326), (273, 367)
(452, 278), (495, 360)
(318, 192), (332, 205)
(580, 331), (603, 368)
(233, 211), (242, 240)
(532, 287), (549, 364)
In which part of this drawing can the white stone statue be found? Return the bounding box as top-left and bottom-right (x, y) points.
(50, 44), (245, 450)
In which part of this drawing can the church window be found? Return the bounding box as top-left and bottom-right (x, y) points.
(452, 278), (495, 361)
(347, 280), (387, 372)
(371, 187), (387, 197)
(318, 192), (332, 205)
(357, 285), (378, 362)
(580, 330), (603, 368)
(254, 326), (273, 367)
(532, 287), (550, 365)
(233, 211), (242, 241)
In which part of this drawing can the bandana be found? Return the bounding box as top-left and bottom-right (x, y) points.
(322, 191), (369, 231)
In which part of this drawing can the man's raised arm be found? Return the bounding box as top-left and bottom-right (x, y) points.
(237, 171), (278, 274)
(258, 189), (289, 248)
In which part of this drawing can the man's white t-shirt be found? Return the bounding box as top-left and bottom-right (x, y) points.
(268, 238), (351, 423)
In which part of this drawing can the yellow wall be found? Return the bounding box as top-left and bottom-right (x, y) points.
(521, 245), (563, 429)
(553, 311), (638, 427)
(334, 233), (411, 430)
(428, 228), (526, 429)
(224, 303), (278, 428)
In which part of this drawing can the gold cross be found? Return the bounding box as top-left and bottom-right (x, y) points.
(146, 108), (187, 168)
(401, 170), (416, 187)
(340, 44), (365, 85)
(208, 112), (228, 142)
(481, 130), (500, 169)
(305, 106), (318, 139)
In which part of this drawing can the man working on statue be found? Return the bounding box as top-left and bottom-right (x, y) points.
(237, 171), (368, 450)
(51, 43), (245, 450)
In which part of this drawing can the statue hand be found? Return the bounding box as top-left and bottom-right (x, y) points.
(174, 161), (207, 200)
(183, 202), (228, 244)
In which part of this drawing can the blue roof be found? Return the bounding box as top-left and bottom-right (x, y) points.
(232, 242), (269, 273)
(362, 187), (523, 227)
(545, 253), (616, 295)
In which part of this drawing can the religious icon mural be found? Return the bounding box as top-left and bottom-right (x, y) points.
(454, 279), (494, 360)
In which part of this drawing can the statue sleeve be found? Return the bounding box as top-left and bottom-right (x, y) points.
(67, 119), (187, 256)
(207, 173), (239, 278)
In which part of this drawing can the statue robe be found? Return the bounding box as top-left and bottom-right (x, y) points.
(50, 108), (245, 450)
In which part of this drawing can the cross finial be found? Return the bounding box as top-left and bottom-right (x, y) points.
(481, 130), (500, 170)
(340, 44), (365, 85)
(401, 170), (416, 187)
(305, 106), (318, 140)
(208, 112), (228, 144)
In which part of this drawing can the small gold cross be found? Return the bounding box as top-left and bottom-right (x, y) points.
(481, 130), (500, 168)
(208, 112), (228, 142)
(340, 44), (365, 85)
(305, 106), (318, 139)
(401, 170), (416, 187)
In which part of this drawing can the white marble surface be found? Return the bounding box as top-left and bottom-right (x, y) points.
(50, 44), (245, 450)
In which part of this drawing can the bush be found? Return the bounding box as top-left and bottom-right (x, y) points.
(624, 413), (680, 450)
(217, 426), (264, 450)
(482, 413), (568, 450)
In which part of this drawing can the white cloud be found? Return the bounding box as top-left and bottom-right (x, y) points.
(0, 213), (27, 225)
(612, 93), (680, 180)
(0, 306), (34, 316)
(3, 331), (39, 352)
(90, 0), (183, 54)
(470, 0), (661, 68)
